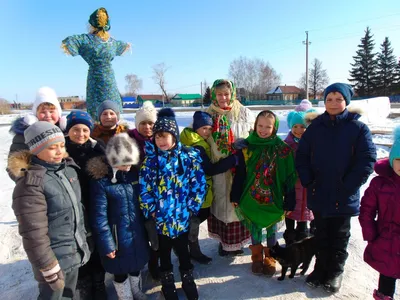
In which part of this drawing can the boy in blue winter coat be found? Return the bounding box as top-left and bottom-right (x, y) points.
(296, 83), (376, 293)
(89, 133), (149, 300)
(139, 108), (206, 300)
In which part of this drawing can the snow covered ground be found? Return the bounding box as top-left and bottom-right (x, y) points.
(0, 108), (399, 299)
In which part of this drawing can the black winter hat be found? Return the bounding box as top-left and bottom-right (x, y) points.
(153, 108), (179, 141)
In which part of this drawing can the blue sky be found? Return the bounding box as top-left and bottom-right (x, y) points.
(1, 0), (399, 102)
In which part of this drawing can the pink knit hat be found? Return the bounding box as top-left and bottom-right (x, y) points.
(295, 99), (313, 112)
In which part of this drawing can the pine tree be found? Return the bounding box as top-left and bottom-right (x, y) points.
(203, 87), (211, 105)
(376, 37), (397, 96)
(349, 27), (378, 97)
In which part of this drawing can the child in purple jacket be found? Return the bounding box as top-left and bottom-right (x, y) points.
(359, 126), (400, 300)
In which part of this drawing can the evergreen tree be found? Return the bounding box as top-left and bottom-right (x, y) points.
(203, 86), (211, 105)
(349, 27), (378, 97)
(376, 37), (397, 95)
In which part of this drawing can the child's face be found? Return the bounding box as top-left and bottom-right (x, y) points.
(37, 141), (66, 164)
(100, 109), (118, 128)
(116, 165), (132, 172)
(196, 125), (212, 140)
(325, 92), (346, 116)
(155, 132), (175, 151)
(393, 159), (400, 176)
(291, 124), (306, 139)
(68, 124), (90, 145)
(37, 104), (59, 125)
(256, 116), (275, 138)
(138, 121), (154, 138)
(216, 87), (231, 109)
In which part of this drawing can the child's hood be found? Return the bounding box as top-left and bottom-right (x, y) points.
(374, 158), (394, 178)
(180, 127), (203, 147)
(307, 106), (364, 125)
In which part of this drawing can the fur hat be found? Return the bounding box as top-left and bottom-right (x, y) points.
(66, 110), (94, 133)
(106, 133), (140, 183)
(192, 111), (213, 132)
(24, 121), (65, 155)
(390, 126), (400, 167)
(287, 111), (307, 129)
(135, 101), (157, 129)
(324, 83), (354, 106)
(32, 87), (62, 121)
(295, 99), (313, 112)
(97, 100), (120, 122)
(153, 108), (179, 141)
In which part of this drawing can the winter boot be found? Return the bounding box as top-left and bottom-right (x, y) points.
(160, 271), (178, 300)
(93, 272), (107, 300)
(148, 249), (160, 281)
(249, 244), (264, 275)
(283, 229), (296, 246)
(75, 275), (93, 300)
(306, 250), (328, 288)
(180, 268), (199, 300)
(262, 247), (276, 276)
(373, 289), (393, 300)
(113, 278), (133, 300)
(189, 239), (212, 265)
(128, 273), (147, 300)
(323, 251), (348, 293)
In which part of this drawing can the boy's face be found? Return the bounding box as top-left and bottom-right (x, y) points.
(37, 104), (59, 125)
(393, 159), (400, 176)
(68, 124), (90, 145)
(116, 165), (132, 172)
(100, 109), (118, 128)
(216, 87), (231, 109)
(138, 121), (154, 138)
(256, 116), (275, 138)
(155, 132), (175, 151)
(196, 125), (212, 140)
(325, 92), (346, 116)
(37, 141), (66, 164)
(291, 124), (306, 139)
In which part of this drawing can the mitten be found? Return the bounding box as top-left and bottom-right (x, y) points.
(188, 216), (201, 242)
(233, 138), (248, 150)
(40, 261), (65, 291)
(144, 219), (159, 251)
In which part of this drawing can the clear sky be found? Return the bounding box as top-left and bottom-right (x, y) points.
(1, 0), (399, 103)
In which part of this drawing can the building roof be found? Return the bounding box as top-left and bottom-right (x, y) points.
(122, 96), (137, 103)
(171, 93), (202, 100)
(267, 85), (302, 94)
(137, 94), (164, 101)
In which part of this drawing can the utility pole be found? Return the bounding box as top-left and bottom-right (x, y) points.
(201, 81), (203, 108)
(303, 31), (311, 99)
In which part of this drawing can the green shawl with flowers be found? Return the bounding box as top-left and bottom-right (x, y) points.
(235, 117), (297, 241)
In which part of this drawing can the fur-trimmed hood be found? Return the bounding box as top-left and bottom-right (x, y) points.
(305, 107), (364, 125)
(86, 156), (110, 179)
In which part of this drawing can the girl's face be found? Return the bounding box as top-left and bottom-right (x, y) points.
(325, 92), (346, 116)
(37, 104), (59, 125)
(393, 159), (400, 176)
(216, 87), (231, 109)
(196, 125), (212, 140)
(138, 121), (154, 138)
(116, 165), (131, 172)
(291, 124), (306, 139)
(100, 109), (118, 128)
(68, 124), (90, 144)
(155, 132), (175, 151)
(256, 116), (275, 138)
(37, 141), (66, 164)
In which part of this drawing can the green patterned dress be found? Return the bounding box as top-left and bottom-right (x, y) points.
(62, 34), (129, 120)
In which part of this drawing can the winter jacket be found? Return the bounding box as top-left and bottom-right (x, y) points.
(128, 128), (151, 163)
(139, 141), (206, 238)
(91, 123), (128, 145)
(88, 156), (149, 275)
(9, 151), (90, 276)
(359, 158), (400, 279)
(284, 132), (314, 221)
(180, 127), (237, 208)
(296, 108), (376, 217)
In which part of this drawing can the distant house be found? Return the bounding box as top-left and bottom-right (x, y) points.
(121, 96), (138, 108)
(58, 96), (86, 110)
(170, 94), (202, 106)
(267, 85), (302, 101)
(137, 94), (165, 106)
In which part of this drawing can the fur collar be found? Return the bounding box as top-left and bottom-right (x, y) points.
(305, 107), (364, 125)
(86, 156), (109, 179)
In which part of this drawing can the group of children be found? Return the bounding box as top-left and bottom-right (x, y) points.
(7, 81), (400, 300)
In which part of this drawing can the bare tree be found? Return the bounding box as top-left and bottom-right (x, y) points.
(202, 79), (208, 96)
(0, 98), (11, 115)
(125, 74), (142, 96)
(152, 63), (170, 104)
(309, 58), (329, 99)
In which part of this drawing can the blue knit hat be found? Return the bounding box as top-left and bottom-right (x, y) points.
(287, 111), (307, 129)
(66, 110), (94, 133)
(97, 100), (121, 121)
(193, 111), (213, 132)
(390, 126), (400, 167)
(153, 108), (179, 141)
(324, 83), (354, 106)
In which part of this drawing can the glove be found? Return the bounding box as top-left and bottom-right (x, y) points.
(40, 261), (65, 291)
(188, 216), (201, 242)
(144, 219), (159, 251)
(233, 138), (248, 150)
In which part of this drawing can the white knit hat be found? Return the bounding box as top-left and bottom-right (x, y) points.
(106, 133), (140, 183)
(135, 101), (157, 129)
(32, 87), (63, 120)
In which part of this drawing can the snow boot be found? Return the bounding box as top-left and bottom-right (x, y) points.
(160, 271), (178, 300)
(262, 247), (276, 276)
(249, 244), (264, 275)
(128, 273), (147, 300)
(283, 229), (296, 246)
(148, 249), (160, 281)
(113, 278), (133, 300)
(180, 268), (199, 300)
(93, 272), (107, 300)
(306, 250), (328, 288)
(373, 289), (393, 300)
(323, 251), (348, 293)
(189, 239), (212, 265)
